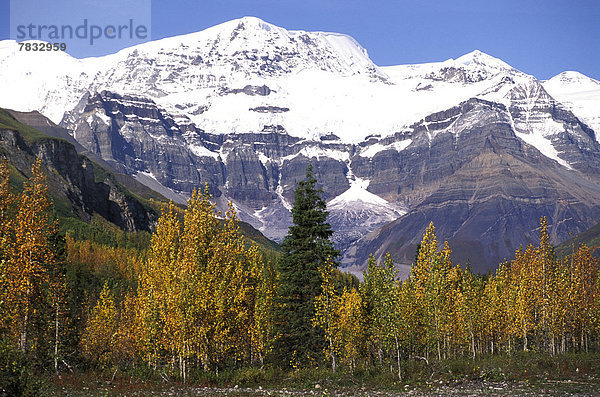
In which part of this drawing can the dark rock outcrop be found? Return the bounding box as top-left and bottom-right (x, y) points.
(62, 91), (224, 195)
(249, 106), (289, 113)
(0, 123), (157, 232)
(224, 84), (272, 96)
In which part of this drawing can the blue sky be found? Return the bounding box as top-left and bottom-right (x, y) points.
(1, 0), (598, 80)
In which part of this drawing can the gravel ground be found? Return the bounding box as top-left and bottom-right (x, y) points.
(53, 379), (600, 396)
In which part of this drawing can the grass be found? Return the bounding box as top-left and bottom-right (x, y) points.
(59, 214), (152, 250)
(556, 222), (600, 258)
(0, 108), (64, 144)
(33, 352), (600, 396)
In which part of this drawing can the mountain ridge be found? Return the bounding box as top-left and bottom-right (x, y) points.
(1, 17), (599, 274)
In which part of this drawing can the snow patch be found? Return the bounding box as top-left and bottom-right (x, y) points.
(515, 120), (573, 169)
(257, 152), (271, 168)
(328, 178), (390, 207)
(189, 144), (219, 159)
(95, 111), (112, 125)
(359, 139), (412, 158)
(282, 146), (350, 162)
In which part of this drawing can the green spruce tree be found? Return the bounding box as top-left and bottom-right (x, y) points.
(272, 163), (339, 367)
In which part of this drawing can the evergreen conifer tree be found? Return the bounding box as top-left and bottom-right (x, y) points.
(272, 163), (339, 367)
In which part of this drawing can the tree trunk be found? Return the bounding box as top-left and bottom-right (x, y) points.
(54, 301), (59, 373)
(179, 355), (183, 381)
(470, 330), (475, 360)
(20, 287), (30, 354)
(203, 353), (209, 371)
(329, 336), (336, 372)
(395, 332), (402, 380)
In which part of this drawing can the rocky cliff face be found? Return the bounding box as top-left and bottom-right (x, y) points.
(345, 99), (600, 275)
(56, 91), (600, 274)
(0, 113), (158, 232)
(59, 90), (357, 241)
(61, 91), (225, 195)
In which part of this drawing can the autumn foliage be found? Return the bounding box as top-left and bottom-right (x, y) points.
(0, 158), (65, 369)
(1, 158), (600, 385)
(131, 188), (272, 379)
(313, 220), (600, 378)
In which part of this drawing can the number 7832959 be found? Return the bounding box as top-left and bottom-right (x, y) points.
(19, 42), (67, 51)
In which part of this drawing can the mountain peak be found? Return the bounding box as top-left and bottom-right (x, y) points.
(236, 16), (270, 26)
(225, 16), (276, 32)
(454, 50), (514, 71)
(549, 71), (599, 85)
(237, 15), (267, 23)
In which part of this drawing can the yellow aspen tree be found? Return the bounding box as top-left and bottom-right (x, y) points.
(227, 205), (260, 363)
(428, 241), (452, 360)
(483, 263), (510, 354)
(362, 253), (402, 378)
(314, 258), (340, 371)
(10, 158), (59, 355)
(408, 223), (439, 358)
(118, 290), (142, 365)
(513, 217), (561, 354)
(180, 186), (218, 273)
(409, 225), (454, 361)
(138, 186), (267, 374)
(335, 287), (366, 371)
(252, 257), (277, 368)
(177, 187), (220, 379)
(0, 159), (15, 334)
(508, 245), (536, 352)
(238, 243), (264, 364)
(49, 254), (67, 373)
(177, 190), (264, 371)
(445, 264), (466, 356)
(137, 201), (181, 367)
(179, 187), (218, 372)
(550, 257), (569, 354)
(535, 216), (559, 353)
(412, 223), (437, 294)
(397, 279), (418, 360)
(569, 244), (599, 352)
(208, 202), (254, 367)
(459, 268), (485, 358)
(80, 283), (119, 367)
(594, 266), (600, 343)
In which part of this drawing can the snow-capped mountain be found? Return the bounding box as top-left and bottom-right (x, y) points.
(4, 18), (587, 146)
(543, 71), (600, 141)
(1, 17), (600, 273)
(1, 16), (385, 141)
